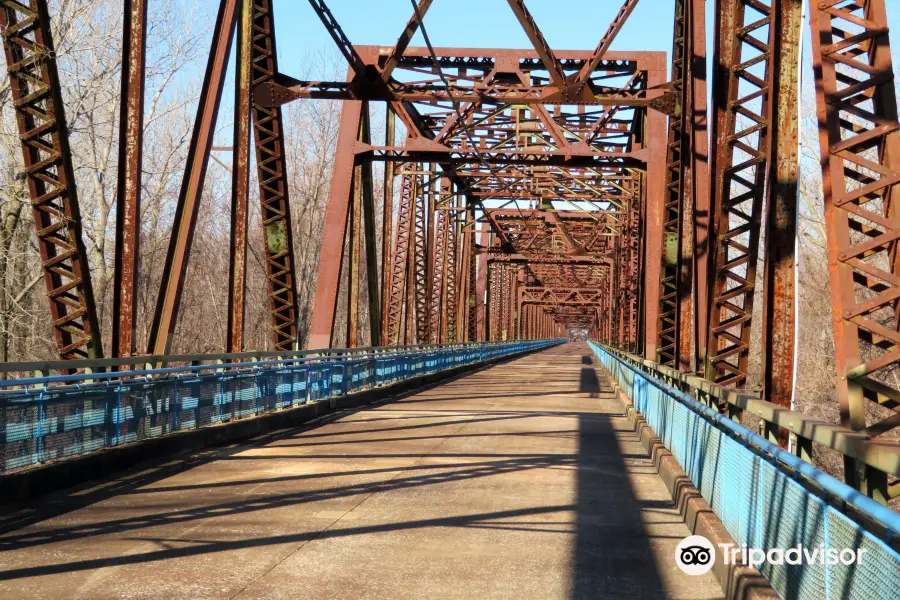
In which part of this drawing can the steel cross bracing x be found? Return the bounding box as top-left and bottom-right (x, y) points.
(1, 0), (899, 504)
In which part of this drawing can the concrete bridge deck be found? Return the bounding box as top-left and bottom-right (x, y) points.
(0, 343), (724, 599)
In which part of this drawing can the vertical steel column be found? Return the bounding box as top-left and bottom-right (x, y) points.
(358, 104), (381, 345)
(809, 0), (899, 498)
(689, 0), (711, 372)
(386, 170), (415, 345)
(760, 0), (802, 416)
(445, 198), (459, 342)
(615, 220), (627, 348)
(404, 182), (418, 344)
(148, 0), (235, 356)
(0, 0), (103, 361)
(379, 109), (396, 345)
(308, 98), (362, 349)
(705, 0), (774, 386)
(502, 266), (512, 341)
(635, 172), (647, 355)
(112, 0), (148, 359)
(475, 229), (488, 341)
(412, 172), (429, 343)
(346, 154), (361, 348)
(643, 55), (669, 360)
(488, 262), (501, 341)
(249, 0), (299, 350)
(625, 177), (642, 351)
(429, 181), (448, 343)
(657, 0), (688, 368)
(227, 0), (251, 353)
(465, 208), (478, 342)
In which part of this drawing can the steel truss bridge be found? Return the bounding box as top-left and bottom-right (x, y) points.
(0, 1), (899, 599)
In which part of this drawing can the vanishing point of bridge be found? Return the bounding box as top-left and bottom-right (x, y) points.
(1, 1), (899, 599)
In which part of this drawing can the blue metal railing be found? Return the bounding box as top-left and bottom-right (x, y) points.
(589, 342), (900, 600)
(0, 339), (562, 474)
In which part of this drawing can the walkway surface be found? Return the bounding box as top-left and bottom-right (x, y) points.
(0, 343), (723, 600)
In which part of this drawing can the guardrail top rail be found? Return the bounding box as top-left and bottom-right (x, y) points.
(0, 339), (562, 388)
(0, 339), (563, 474)
(589, 341), (900, 600)
(594, 343), (900, 502)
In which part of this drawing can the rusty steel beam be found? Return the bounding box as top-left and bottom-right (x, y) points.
(254, 47), (663, 108)
(308, 98), (362, 349)
(112, 0), (148, 359)
(688, 0), (711, 374)
(475, 228), (489, 341)
(148, 0), (236, 356)
(379, 108), (396, 345)
(249, 0), (299, 351)
(505, 0), (567, 90)
(359, 105), (381, 347)
(386, 171), (416, 345)
(412, 174), (430, 344)
(0, 0), (103, 361)
(382, 0), (433, 82)
(428, 182), (448, 343)
(705, 0), (774, 387)
(656, 0), (689, 370)
(642, 57), (670, 360)
(306, 0), (368, 79)
(404, 190), (418, 344)
(809, 0), (900, 454)
(461, 211), (475, 341)
(574, 0), (641, 86)
(760, 0), (802, 421)
(227, 0), (252, 354)
(445, 201), (460, 342)
(347, 154), (361, 348)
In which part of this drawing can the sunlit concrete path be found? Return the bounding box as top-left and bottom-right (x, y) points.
(0, 343), (723, 600)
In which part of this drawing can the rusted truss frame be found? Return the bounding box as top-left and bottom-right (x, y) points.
(809, 0), (900, 453)
(465, 213), (479, 343)
(519, 287), (605, 305)
(641, 63), (670, 360)
(657, 0), (689, 369)
(411, 173), (464, 345)
(227, 0), (252, 353)
(385, 171), (416, 346)
(488, 263), (502, 341)
(705, 0), (775, 387)
(259, 78), (661, 107)
(758, 0), (802, 421)
(309, 99), (383, 349)
(622, 177), (643, 353)
(656, 0), (708, 373)
(356, 148), (646, 168)
(0, 0), (103, 361)
(112, 0), (148, 359)
(428, 182), (449, 343)
(256, 46), (662, 108)
(445, 206), (460, 343)
(412, 173), (430, 344)
(379, 109), (396, 345)
(249, 0), (299, 351)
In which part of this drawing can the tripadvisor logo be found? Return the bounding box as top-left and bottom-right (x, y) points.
(676, 535), (867, 576)
(676, 535), (716, 576)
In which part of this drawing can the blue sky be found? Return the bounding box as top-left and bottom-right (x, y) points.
(272, 0), (676, 73)
(269, 0), (899, 81)
(205, 1), (900, 150)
